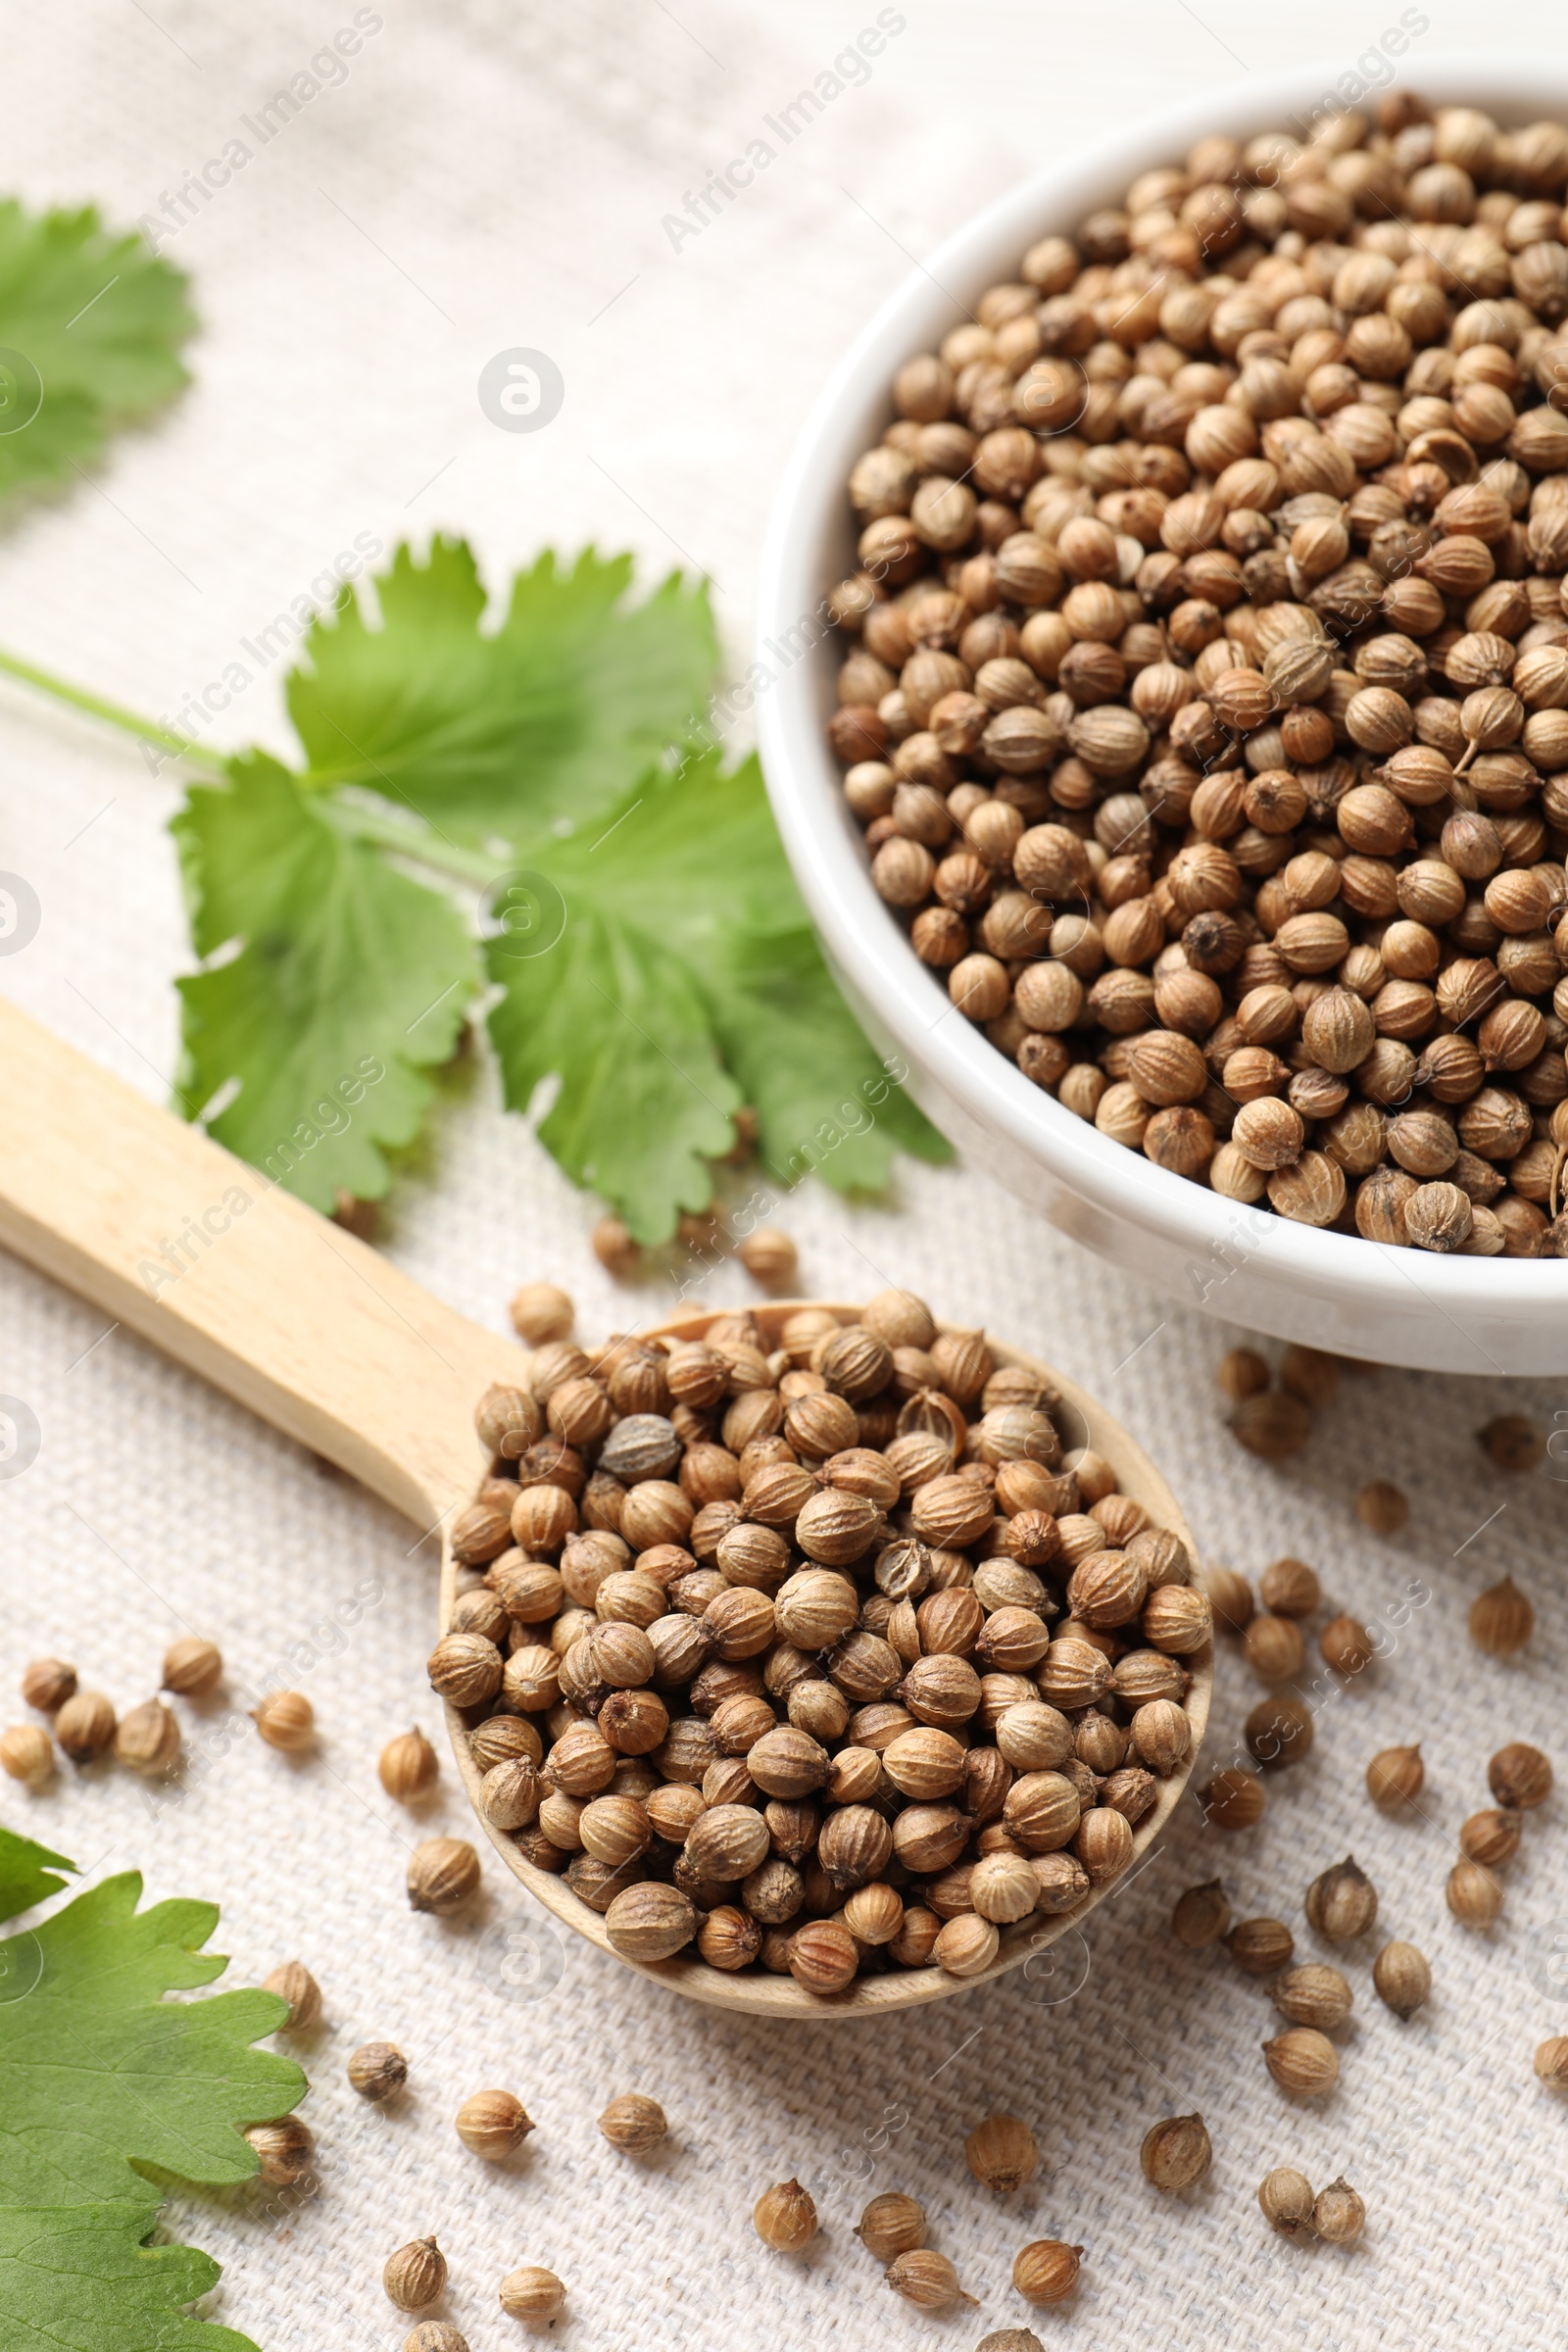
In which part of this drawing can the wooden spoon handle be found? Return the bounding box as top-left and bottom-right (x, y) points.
(0, 1000), (521, 1524)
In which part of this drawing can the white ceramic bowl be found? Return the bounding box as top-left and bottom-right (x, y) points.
(758, 51), (1568, 1377)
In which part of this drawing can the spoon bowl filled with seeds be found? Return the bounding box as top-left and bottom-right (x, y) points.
(443, 1296), (1209, 2017)
(758, 53), (1568, 1372)
(0, 1002), (1208, 2020)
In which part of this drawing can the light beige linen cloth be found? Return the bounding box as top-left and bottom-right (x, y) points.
(0, 4), (1563, 2345)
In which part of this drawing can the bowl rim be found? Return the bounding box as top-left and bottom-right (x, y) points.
(443, 1301), (1211, 2020)
(755, 49), (1568, 1342)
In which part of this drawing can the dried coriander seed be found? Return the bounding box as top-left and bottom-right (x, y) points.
(407, 1838), (481, 1916)
(403, 2327), (467, 2352)
(114, 1698), (180, 1775)
(1231, 1391), (1313, 1460)
(1012, 2239), (1083, 2304)
(384, 2238), (447, 2313)
(1228, 1917), (1293, 1977)
(965, 2112), (1039, 2192)
(1263, 2029), (1339, 2098)
(1204, 1566), (1254, 1634)
(1140, 2113), (1211, 2190)
(245, 2116), (315, 2185)
(886, 2249), (976, 2309)
(754, 2178), (818, 2251)
(1217, 1348), (1270, 1404)
(1446, 1858), (1504, 1927)
(1304, 1856), (1377, 1943)
(0, 1723), (54, 1785)
(1535, 2035), (1568, 2087)
(251, 1690), (315, 1752)
(161, 1636), (222, 1694)
(1200, 1769), (1266, 1830)
(738, 1229), (798, 1288)
(55, 1689), (116, 1761)
(1171, 1879), (1230, 1948)
(977, 2335), (1045, 2352)
(1313, 2178), (1365, 2245)
(1373, 1940), (1431, 2020)
(510, 1282), (574, 1345)
(21, 1657), (75, 1712)
(348, 2041), (408, 2102)
(1477, 1414), (1544, 1473)
(856, 2191), (926, 2261)
(1489, 1743), (1551, 1810)
(1259, 1556), (1319, 1618)
(262, 1961), (321, 2031)
(1258, 2166), (1315, 2239)
(1320, 1614), (1374, 1677)
(1469, 1577), (1534, 1657)
(455, 2088), (532, 2159)
(379, 1727), (439, 1801)
(1356, 1481), (1408, 1537)
(1271, 1963), (1353, 2033)
(1459, 1809), (1522, 1868)
(1366, 1744), (1423, 1812)
(599, 2093), (666, 2153)
(497, 2266), (566, 2321)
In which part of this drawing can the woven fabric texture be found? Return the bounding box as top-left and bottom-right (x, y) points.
(1, 6), (1565, 2348)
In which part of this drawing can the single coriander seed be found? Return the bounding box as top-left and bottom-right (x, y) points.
(404, 2327), (468, 2352)
(384, 2237), (447, 2313)
(1204, 1565), (1254, 1634)
(1258, 2166), (1315, 2239)
(1227, 1917), (1294, 1976)
(1304, 1855), (1377, 1942)
(114, 1697), (181, 1775)
(1356, 1480), (1407, 1537)
(1271, 1962), (1353, 2032)
(738, 1229), (799, 1289)
(1171, 1879), (1231, 1948)
(455, 2088), (532, 2159)
(1446, 1858), (1503, 1927)
(885, 2249), (976, 2309)
(977, 2334), (1045, 2352)
(379, 1727), (439, 1801)
(161, 1635), (222, 1694)
(965, 2111), (1039, 2192)
(1313, 2178), (1365, 2245)
(1373, 1939), (1431, 2019)
(0, 1723), (54, 1785)
(1263, 2029), (1339, 2097)
(54, 1689), (116, 1761)
(348, 2040), (409, 2101)
(754, 2178), (817, 2251)
(592, 1215), (640, 1277)
(251, 1690), (315, 1752)
(1477, 1413), (1543, 1473)
(408, 1838), (480, 1915)
(1489, 1742), (1551, 1810)
(1012, 2239), (1083, 2304)
(1459, 1808), (1522, 1867)
(244, 2116), (315, 2185)
(598, 2092), (666, 2153)
(855, 2190), (927, 2261)
(1535, 2035), (1568, 2087)
(498, 2266), (566, 2322)
(1140, 2113), (1211, 2190)
(262, 1960), (321, 2031)
(20, 1656), (75, 1712)
(1366, 1744), (1423, 1812)
(510, 1281), (574, 1345)
(1469, 1577), (1534, 1656)
(403, 2326), (468, 2352)
(1216, 1348), (1270, 1403)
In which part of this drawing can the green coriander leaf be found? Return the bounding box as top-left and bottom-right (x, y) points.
(0, 201), (195, 498)
(0, 1871), (304, 2352)
(0, 1827), (75, 1926)
(485, 751), (950, 1240)
(284, 539), (717, 842)
(173, 752), (477, 1207)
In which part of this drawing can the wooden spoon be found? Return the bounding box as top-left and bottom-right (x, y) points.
(0, 999), (1209, 2015)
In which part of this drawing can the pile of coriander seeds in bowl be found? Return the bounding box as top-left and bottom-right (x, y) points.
(826, 93), (1568, 1257)
(433, 1292), (1210, 2015)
